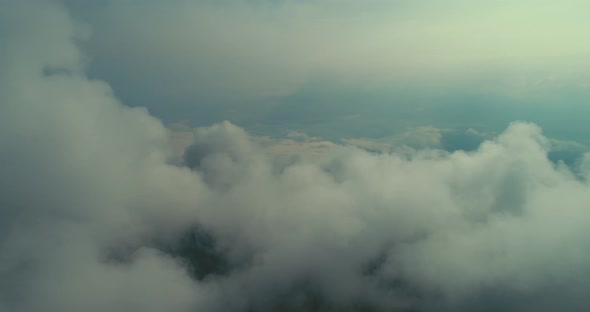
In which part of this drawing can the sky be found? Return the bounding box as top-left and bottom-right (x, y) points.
(1, 1), (590, 312)
(67, 0), (590, 157)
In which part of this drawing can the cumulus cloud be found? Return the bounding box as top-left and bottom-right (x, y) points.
(1, 2), (206, 311)
(180, 121), (590, 312)
(3, 2), (590, 312)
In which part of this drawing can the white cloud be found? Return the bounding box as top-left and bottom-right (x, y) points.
(3, 2), (590, 312)
(0, 3), (208, 311)
(178, 120), (590, 311)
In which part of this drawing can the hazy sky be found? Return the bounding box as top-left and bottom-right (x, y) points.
(2, 1), (590, 312)
(68, 0), (590, 140)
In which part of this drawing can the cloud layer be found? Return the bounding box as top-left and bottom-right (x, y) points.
(2, 2), (590, 312)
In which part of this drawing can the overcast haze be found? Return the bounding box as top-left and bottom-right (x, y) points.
(2, 1), (590, 311)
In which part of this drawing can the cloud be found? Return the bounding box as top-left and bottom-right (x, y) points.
(342, 126), (445, 153)
(3, 2), (590, 312)
(176, 120), (590, 312)
(0, 2), (207, 311)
